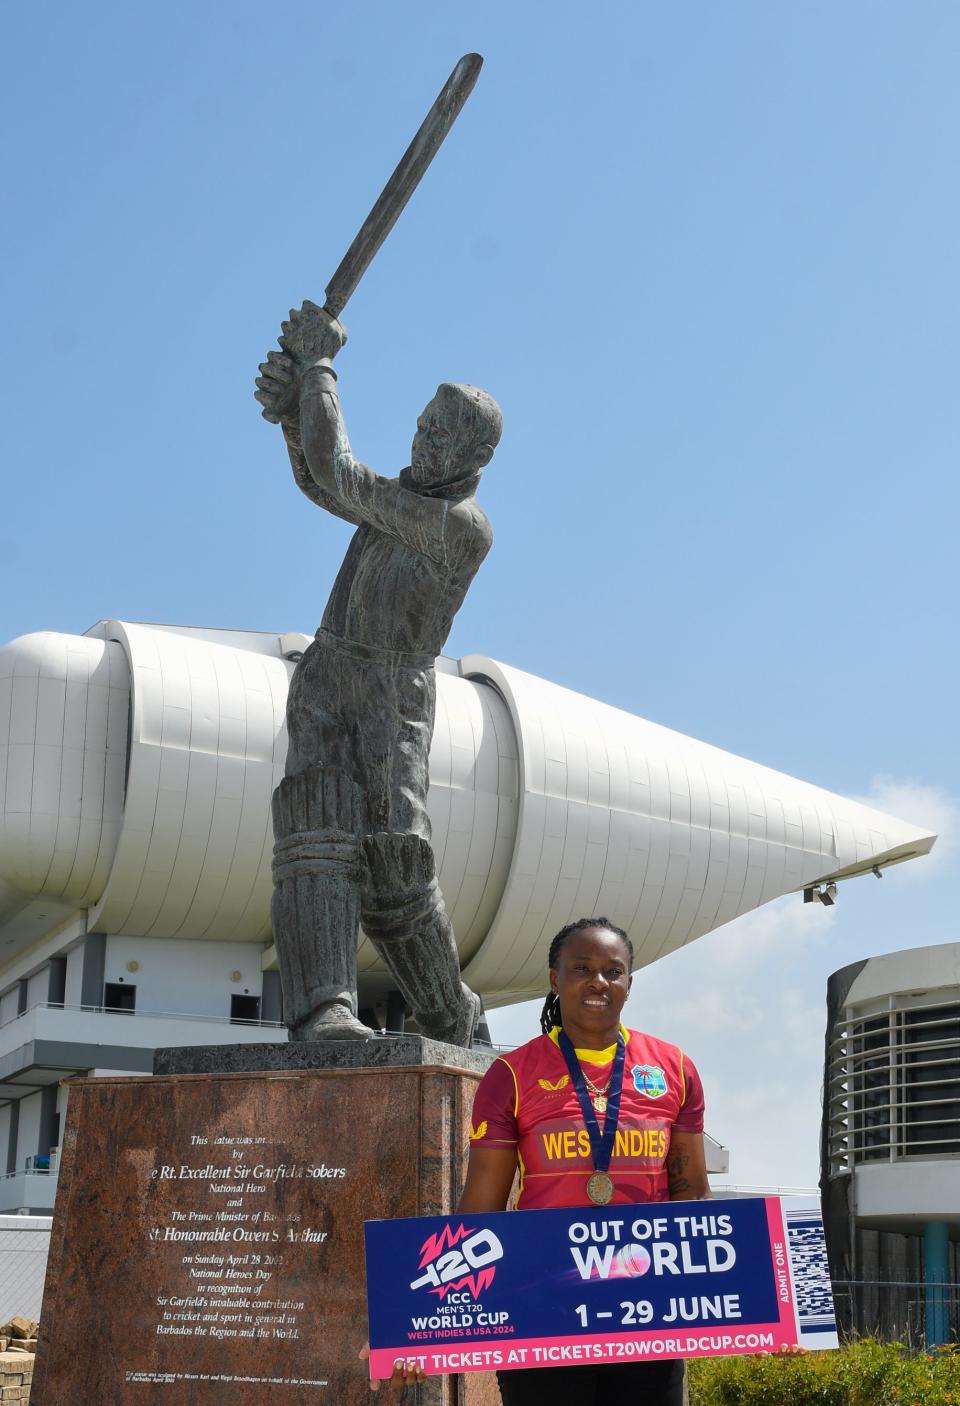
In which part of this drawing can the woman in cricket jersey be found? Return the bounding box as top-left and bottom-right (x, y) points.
(461, 915), (709, 1406)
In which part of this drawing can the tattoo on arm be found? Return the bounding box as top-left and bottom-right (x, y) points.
(667, 1151), (692, 1198)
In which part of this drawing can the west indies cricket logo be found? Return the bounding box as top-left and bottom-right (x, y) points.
(409, 1224), (505, 1300)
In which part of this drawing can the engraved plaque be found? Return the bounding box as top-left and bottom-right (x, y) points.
(33, 1066), (500, 1406)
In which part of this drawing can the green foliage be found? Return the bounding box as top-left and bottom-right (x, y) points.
(688, 1340), (960, 1406)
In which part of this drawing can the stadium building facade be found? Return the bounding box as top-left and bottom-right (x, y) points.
(0, 620), (936, 1212)
(823, 943), (960, 1347)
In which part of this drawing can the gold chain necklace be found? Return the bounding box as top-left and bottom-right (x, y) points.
(582, 1069), (612, 1114)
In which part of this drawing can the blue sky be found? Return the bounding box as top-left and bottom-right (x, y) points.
(2, 2), (957, 1185)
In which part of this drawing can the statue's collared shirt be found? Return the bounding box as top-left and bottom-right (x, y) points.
(469, 1026), (704, 1209)
(299, 375), (492, 659)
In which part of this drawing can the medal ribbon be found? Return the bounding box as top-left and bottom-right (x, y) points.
(557, 1028), (626, 1174)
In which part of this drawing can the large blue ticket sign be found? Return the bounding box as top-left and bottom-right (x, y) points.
(365, 1196), (837, 1379)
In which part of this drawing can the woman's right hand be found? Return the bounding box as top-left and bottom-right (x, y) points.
(358, 1341), (427, 1394)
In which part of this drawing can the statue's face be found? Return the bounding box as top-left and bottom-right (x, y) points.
(410, 394), (457, 485)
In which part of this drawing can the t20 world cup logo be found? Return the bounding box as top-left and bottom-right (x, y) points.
(409, 1225), (505, 1300)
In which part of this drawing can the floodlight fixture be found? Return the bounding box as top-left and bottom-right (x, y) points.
(804, 882), (838, 906)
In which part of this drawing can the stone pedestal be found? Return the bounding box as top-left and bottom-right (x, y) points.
(33, 1041), (500, 1406)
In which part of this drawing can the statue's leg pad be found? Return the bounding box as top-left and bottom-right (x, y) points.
(271, 766), (373, 1041)
(361, 833), (481, 1048)
(418, 986), (482, 1048)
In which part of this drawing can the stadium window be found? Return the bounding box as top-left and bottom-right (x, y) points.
(230, 994), (261, 1025)
(103, 982), (136, 1014)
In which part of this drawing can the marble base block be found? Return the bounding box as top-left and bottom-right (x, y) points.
(33, 1050), (500, 1406)
(154, 1035), (494, 1077)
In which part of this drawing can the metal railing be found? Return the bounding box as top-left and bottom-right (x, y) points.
(22, 1154), (56, 1175)
(0, 1157), (59, 1183)
(0, 1001), (286, 1035)
(709, 1183), (818, 1197)
(0, 1003), (510, 1050)
(832, 1279), (959, 1348)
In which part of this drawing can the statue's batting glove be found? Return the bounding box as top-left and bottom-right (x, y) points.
(254, 349), (300, 424)
(279, 300), (348, 368)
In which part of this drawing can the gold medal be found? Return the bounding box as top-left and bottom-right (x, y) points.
(586, 1171), (615, 1205)
(557, 1028), (625, 1214)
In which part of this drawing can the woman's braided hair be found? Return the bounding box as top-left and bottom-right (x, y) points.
(539, 916), (634, 1035)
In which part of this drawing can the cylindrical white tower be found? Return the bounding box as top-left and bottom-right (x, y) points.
(823, 943), (960, 1346)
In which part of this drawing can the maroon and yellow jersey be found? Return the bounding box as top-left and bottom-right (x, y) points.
(469, 1026), (704, 1210)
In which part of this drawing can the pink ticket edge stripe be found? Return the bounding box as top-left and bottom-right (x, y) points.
(369, 1321), (793, 1379)
(764, 1196), (799, 1339)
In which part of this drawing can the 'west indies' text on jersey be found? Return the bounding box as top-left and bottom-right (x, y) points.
(469, 1026), (704, 1209)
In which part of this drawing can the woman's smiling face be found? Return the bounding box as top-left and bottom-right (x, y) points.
(550, 926), (632, 1040)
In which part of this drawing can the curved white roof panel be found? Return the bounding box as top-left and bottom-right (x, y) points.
(458, 658), (935, 1003)
(0, 622), (936, 1005)
(0, 631), (128, 907)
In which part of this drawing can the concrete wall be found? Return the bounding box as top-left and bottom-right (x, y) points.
(25, 970), (46, 1011)
(103, 935), (267, 1021)
(0, 1108), (10, 1175)
(63, 946), (83, 1007)
(15, 1095), (41, 1173)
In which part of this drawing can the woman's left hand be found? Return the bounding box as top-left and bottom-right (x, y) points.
(358, 1341), (427, 1393)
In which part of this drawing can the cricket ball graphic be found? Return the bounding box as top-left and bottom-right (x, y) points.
(613, 1242), (652, 1277)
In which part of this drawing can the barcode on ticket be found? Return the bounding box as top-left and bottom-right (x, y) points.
(784, 1206), (838, 1343)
